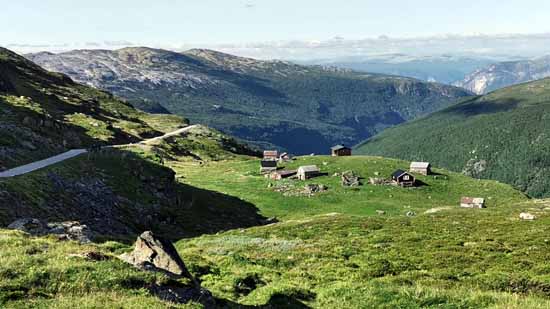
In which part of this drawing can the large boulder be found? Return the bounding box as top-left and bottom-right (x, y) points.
(120, 231), (215, 307)
(119, 231), (194, 280)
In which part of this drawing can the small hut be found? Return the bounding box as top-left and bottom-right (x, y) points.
(279, 152), (291, 162)
(331, 145), (352, 157)
(269, 170), (297, 180)
(263, 150), (278, 161)
(410, 162), (431, 175)
(297, 165), (321, 180)
(260, 160), (277, 174)
(391, 170), (415, 187)
(460, 197), (485, 209)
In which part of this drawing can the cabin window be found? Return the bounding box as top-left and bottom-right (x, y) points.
(403, 175), (410, 181)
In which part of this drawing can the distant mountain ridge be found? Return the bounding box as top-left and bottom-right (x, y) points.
(356, 77), (550, 198)
(305, 54), (496, 84)
(455, 55), (550, 94)
(26, 47), (472, 154)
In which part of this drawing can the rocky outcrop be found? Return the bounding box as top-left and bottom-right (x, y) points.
(7, 218), (93, 243)
(456, 56), (550, 94)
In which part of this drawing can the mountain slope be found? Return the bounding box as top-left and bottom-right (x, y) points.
(0, 46), (266, 240)
(0, 47), (192, 170)
(456, 55), (550, 94)
(356, 77), (550, 197)
(27, 47), (472, 154)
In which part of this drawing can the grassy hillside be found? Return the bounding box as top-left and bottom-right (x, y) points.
(0, 46), (267, 240)
(0, 47), (190, 170)
(170, 155), (525, 219)
(357, 77), (550, 198)
(27, 47), (472, 154)
(3, 153), (548, 308)
(168, 154), (546, 307)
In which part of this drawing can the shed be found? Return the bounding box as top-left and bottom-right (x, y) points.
(260, 160), (277, 174)
(331, 145), (352, 157)
(269, 170), (297, 180)
(460, 197), (485, 209)
(279, 152), (291, 162)
(391, 169), (415, 187)
(263, 150), (279, 160)
(297, 165), (321, 180)
(410, 162), (431, 175)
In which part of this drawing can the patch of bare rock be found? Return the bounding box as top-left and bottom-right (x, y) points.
(119, 231), (216, 307)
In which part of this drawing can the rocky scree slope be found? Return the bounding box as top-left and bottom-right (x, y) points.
(456, 55), (550, 94)
(27, 47), (472, 154)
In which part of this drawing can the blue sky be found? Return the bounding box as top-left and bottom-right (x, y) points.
(3, 0), (550, 45)
(3, 0), (550, 59)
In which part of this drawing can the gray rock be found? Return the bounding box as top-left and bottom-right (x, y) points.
(7, 218), (93, 243)
(7, 218), (49, 235)
(119, 231), (195, 280)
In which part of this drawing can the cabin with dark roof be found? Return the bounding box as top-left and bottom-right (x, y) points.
(391, 169), (415, 187)
(260, 160), (278, 174)
(331, 145), (352, 157)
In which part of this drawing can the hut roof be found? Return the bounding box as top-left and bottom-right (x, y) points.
(410, 162), (431, 169)
(273, 170), (297, 176)
(331, 145), (349, 151)
(263, 150), (278, 156)
(391, 169), (409, 178)
(298, 165), (320, 173)
(461, 197), (485, 204)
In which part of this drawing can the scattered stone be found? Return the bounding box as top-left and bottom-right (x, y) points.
(376, 210), (386, 215)
(69, 251), (110, 261)
(148, 284), (215, 308)
(304, 184), (328, 195)
(368, 177), (392, 185)
(406, 211), (416, 217)
(7, 218), (93, 243)
(8, 218), (49, 235)
(519, 212), (536, 220)
(341, 171), (361, 187)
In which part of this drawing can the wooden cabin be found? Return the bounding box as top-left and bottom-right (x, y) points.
(269, 170), (297, 180)
(297, 165), (321, 180)
(263, 150), (279, 161)
(331, 145), (352, 157)
(391, 170), (415, 187)
(410, 162), (431, 175)
(460, 197), (485, 209)
(260, 160), (277, 174)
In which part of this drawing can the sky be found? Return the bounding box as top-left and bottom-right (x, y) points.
(3, 0), (550, 58)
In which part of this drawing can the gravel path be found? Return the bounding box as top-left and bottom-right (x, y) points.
(0, 125), (198, 178)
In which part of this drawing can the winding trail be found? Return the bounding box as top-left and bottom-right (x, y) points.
(0, 125), (198, 178)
